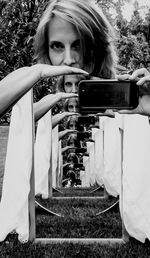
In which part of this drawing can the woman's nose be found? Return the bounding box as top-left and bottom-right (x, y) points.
(72, 106), (77, 112)
(63, 48), (75, 66)
(71, 83), (77, 93)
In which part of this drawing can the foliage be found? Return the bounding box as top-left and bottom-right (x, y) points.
(115, 3), (150, 71)
(0, 0), (150, 123)
(0, 0), (51, 123)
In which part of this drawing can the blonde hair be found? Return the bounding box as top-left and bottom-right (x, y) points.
(56, 74), (86, 92)
(63, 98), (78, 112)
(66, 115), (79, 129)
(34, 0), (117, 78)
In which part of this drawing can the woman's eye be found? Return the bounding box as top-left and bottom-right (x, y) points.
(72, 40), (81, 51)
(65, 82), (72, 88)
(49, 42), (64, 51)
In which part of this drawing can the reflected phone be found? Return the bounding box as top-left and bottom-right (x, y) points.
(75, 147), (87, 154)
(73, 163), (85, 169)
(78, 115), (95, 125)
(78, 80), (139, 114)
(77, 131), (91, 140)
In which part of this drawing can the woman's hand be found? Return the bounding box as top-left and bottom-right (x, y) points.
(61, 146), (76, 154)
(118, 95), (150, 116)
(62, 111), (79, 118)
(118, 68), (150, 116)
(96, 109), (115, 118)
(59, 129), (77, 140)
(37, 64), (88, 79)
(0, 64), (87, 118)
(52, 112), (78, 128)
(56, 92), (78, 101)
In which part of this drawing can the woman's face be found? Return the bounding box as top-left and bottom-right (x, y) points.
(67, 98), (79, 113)
(68, 133), (77, 146)
(67, 116), (78, 130)
(64, 74), (79, 93)
(48, 16), (83, 68)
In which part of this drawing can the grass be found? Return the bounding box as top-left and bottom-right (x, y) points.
(53, 186), (104, 197)
(0, 125), (150, 257)
(35, 196), (121, 238)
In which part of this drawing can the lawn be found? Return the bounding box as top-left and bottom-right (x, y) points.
(0, 125), (150, 257)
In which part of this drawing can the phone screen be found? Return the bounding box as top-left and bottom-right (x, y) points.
(78, 80), (139, 114)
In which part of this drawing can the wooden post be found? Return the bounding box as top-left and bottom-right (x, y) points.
(34, 118), (126, 245)
(102, 129), (109, 199)
(35, 238), (124, 245)
(48, 124), (53, 198)
(28, 89), (35, 242)
(120, 129), (129, 242)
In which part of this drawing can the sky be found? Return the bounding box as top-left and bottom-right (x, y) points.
(110, 0), (150, 21)
(122, 0), (150, 21)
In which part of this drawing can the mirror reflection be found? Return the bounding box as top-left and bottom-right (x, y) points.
(1, 0), (150, 249)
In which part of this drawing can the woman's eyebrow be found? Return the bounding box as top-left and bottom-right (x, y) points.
(49, 40), (62, 45)
(72, 39), (80, 44)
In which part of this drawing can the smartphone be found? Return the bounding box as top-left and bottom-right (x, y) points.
(78, 80), (139, 114)
(77, 131), (91, 140)
(78, 115), (95, 125)
(75, 147), (87, 154)
(73, 163), (85, 169)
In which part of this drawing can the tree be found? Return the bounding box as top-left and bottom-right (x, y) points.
(115, 0), (150, 71)
(0, 0), (52, 123)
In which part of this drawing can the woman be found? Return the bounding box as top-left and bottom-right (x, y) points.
(63, 97), (79, 113)
(65, 115), (79, 130)
(0, 65), (87, 119)
(118, 68), (150, 116)
(34, 0), (117, 78)
(34, 0), (150, 244)
(56, 74), (85, 93)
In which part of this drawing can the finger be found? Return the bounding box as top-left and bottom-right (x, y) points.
(130, 68), (149, 80)
(66, 94), (78, 98)
(118, 109), (138, 114)
(62, 93), (78, 99)
(65, 112), (79, 117)
(137, 75), (150, 86)
(96, 113), (115, 118)
(96, 109), (115, 118)
(69, 112), (79, 116)
(90, 76), (102, 80)
(42, 65), (89, 78)
(69, 146), (76, 149)
(117, 74), (131, 81)
(68, 129), (77, 133)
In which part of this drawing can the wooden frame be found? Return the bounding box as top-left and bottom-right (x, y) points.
(29, 115), (129, 245)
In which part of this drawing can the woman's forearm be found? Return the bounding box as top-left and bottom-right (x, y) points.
(0, 65), (42, 117)
(0, 64), (87, 118)
(52, 113), (66, 129)
(33, 93), (61, 122)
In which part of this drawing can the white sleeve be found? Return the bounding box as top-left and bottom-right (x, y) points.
(35, 110), (52, 199)
(121, 114), (150, 243)
(0, 91), (33, 242)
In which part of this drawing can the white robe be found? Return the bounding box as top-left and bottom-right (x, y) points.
(83, 156), (90, 187)
(91, 127), (104, 186)
(0, 91), (33, 242)
(58, 140), (63, 187)
(35, 110), (52, 199)
(121, 114), (150, 243)
(102, 116), (122, 197)
(52, 126), (59, 188)
(86, 141), (95, 186)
